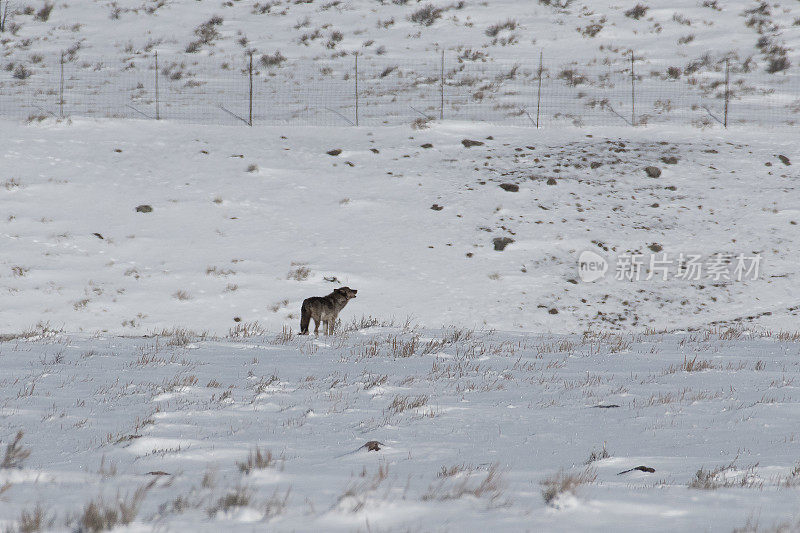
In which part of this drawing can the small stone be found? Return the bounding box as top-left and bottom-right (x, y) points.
(461, 139), (484, 148)
(778, 155), (791, 166)
(326, 149), (342, 156)
(135, 205), (153, 213)
(548, 308), (558, 315)
(546, 177), (557, 185)
(499, 183), (519, 192)
(493, 237), (514, 251)
(661, 156), (679, 164)
(644, 166), (661, 178)
(420, 143), (433, 149)
(648, 243), (663, 252)
(430, 204), (443, 211)
(590, 161), (603, 169)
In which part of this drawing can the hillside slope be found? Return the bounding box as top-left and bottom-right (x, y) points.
(1, 119), (798, 334)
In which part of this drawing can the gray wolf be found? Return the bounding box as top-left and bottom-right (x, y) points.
(299, 287), (358, 335)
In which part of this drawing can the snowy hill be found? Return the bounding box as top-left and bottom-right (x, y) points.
(1, 0), (799, 126)
(2, 120), (798, 335)
(1, 2), (800, 532)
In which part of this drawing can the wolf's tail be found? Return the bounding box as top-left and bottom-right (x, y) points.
(299, 301), (310, 334)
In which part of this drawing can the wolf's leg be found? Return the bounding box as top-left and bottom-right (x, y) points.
(313, 318), (320, 336)
(300, 308), (310, 335)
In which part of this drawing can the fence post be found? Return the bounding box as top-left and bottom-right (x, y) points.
(724, 57), (729, 128)
(536, 50), (543, 128)
(154, 51), (160, 120)
(59, 51), (64, 118)
(354, 52), (358, 127)
(248, 51), (253, 127)
(1, 1), (8, 32)
(630, 50), (635, 126)
(440, 50), (444, 120)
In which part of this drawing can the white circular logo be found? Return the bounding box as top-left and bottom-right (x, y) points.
(578, 250), (608, 282)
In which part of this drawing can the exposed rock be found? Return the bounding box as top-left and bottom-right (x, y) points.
(461, 139), (484, 148)
(661, 156), (679, 164)
(644, 166), (661, 178)
(493, 237), (514, 251)
(778, 154), (791, 166)
(135, 205), (153, 213)
(499, 183), (519, 192)
(326, 148), (342, 156)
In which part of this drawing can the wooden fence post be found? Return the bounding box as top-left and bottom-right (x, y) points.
(249, 51), (253, 126)
(440, 50), (444, 120)
(155, 51), (160, 120)
(59, 51), (64, 118)
(354, 52), (359, 126)
(724, 57), (729, 128)
(630, 50), (635, 126)
(536, 50), (543, 128)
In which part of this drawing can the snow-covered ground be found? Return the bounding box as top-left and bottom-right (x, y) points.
(2, 1), (800, 531)
(2, 119), (798, 335)
(1, 326), (800, 532)
(1, 118), (800, 532)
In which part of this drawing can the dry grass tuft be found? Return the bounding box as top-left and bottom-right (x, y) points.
(153, 327), (209, 346)
(541, 467), (597, 506)
(585, 444), (611, 464)
(387, 394), (429, 414)
(271, 326), (293, 345)
(228, 321), (266, 338)
(207, 485), (251, 516)
(776, 331), (800, 342)
(689, 461), (762, 489)
(264, 487), (291, 520)
(287, 263), (311, 281)
(12, 503), (50, 533)
(237, 447), (281, 474)
(2, 431), (31, 469)
(423, 464), (506, 504)
(335, 461), (390, 513)
(78, 481), (154, 532)
(665, 355), (717, 373)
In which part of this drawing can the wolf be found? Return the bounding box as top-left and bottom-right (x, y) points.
(299, 286), (358, 335)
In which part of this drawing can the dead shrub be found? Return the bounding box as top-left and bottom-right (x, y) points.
(2, 431), (31, 469)
(541, 467), (597, 506)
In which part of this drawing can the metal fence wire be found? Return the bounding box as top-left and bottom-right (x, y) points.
(1, 51), (797, 127)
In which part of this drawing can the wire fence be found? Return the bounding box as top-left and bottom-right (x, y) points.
(1, 51), (798, 127)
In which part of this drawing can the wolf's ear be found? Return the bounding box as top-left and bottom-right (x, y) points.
(352, 289), (358, 294)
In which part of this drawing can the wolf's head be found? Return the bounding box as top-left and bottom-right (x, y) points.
(335, 286), (358, 299)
